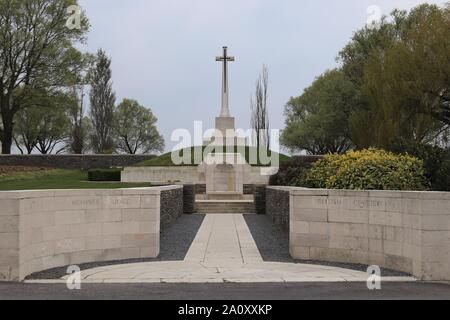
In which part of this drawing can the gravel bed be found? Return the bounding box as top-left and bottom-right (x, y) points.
(26, 214), (205, 280)
(244, 214), (292, 263)
(244, 214), (411, 277)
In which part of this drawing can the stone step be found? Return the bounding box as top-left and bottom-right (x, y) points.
(195, 201), (256, 214)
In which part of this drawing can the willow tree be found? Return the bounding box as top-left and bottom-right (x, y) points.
(352, 4), (450, 149)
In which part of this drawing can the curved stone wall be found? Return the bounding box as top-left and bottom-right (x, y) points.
(0, 186), (182, 281)
(270, 187), (450, 281)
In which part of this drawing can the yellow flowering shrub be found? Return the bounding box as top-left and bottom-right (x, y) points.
(306, 149), (428, 190)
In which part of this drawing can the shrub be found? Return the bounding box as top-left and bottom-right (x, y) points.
(88, 168), (123, 182)
(269, 158), (313, 187)
(305, 149), (428, 190)
(390, 140), (450, 191)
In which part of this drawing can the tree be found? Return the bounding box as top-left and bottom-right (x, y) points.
(14, 92), (70, 154)
(0, 0), (89, 154)
(281, 69), (358, 154)
(66, 86), (91, 154)
(350, 4), (450, 149)
(251, 65), (270, 150)
(338, 14), (407, 86)
(65, 54), (94, 154)
(335, 8), (414, 149)
(114, 99), (165, 154)
(14, 108), (40, 154)
(382, 4), (450, 127)
(35, 106), (70, 154)
(333, 3), (450, 149)
(89, 49), (116, 154)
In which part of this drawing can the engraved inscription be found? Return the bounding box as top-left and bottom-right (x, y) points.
(110, 198), (131, 206)
(314, 197), (393, 211)
(316, 198), (342, 206)
(353, 199), (383, 209)
(71, 199), (100, 206)
(386, 199), (402, 211)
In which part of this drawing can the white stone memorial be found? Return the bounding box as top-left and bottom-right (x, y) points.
(200, 47), (251, 200)
(203, 47), (246, 147)
(121, 46), (271, 208)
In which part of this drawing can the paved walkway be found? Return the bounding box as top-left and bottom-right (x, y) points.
(26, 214), (416, 284)
(184, 214), (263, 264)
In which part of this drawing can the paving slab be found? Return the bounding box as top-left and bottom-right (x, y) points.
(25, 214), (416, 284)
(185, 214), (262, 264)
(27, 261), (415, 284)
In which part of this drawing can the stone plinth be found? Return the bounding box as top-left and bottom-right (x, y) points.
(215, 116), (235, 134)
(199, 153), (251, 200)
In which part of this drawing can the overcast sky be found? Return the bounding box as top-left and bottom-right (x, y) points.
(78, 0), (447, 153)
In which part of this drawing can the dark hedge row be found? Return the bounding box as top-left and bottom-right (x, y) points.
(87, 168), (123, 181)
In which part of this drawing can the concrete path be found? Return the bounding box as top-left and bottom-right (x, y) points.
(25, 214), (416, 284)
(184, 214), (263, 264)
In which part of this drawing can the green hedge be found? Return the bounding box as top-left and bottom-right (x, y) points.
(391, 141), (450, 191)
(269, 157), (313, 187)
(305, 149), (428, 191)
(87, 168), (123, 182)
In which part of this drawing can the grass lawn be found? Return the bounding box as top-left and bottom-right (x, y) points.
(0, 169), (153, 191)
(136, 146), (291, 167)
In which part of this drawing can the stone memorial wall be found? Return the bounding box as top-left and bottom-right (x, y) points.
(279, 187), (450, 281)
(0, 186), (182, 282)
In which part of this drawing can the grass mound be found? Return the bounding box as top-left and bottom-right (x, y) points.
(136, 146), (291, 167)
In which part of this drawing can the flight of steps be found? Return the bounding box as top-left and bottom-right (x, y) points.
(195, 200), (256, 214)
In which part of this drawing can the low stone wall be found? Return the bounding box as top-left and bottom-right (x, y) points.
(0, 185), (182, 282)
(266, 187), (290, 229)
(254, 185), (266, 215)
(121, 166), (271, 185)
(195, 184), (261, 195)
(183, 185), (196, 214)
(160, 187), (184, 230)
(122, 166), (200, 184)
(284, 187), (450, 281)
(0, 155), (156, 170)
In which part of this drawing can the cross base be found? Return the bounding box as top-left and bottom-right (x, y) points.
(215, 116), (235, 134)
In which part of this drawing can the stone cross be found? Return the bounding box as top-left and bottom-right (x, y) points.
(216, 46), (235, 117)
